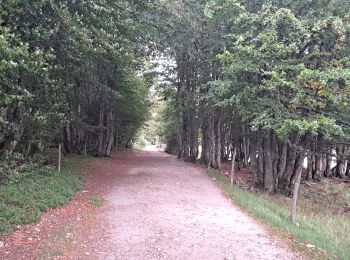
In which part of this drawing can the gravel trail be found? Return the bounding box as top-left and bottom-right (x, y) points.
(66, 149), (300, 260)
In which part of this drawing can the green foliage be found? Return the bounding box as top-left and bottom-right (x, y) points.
(0, 153), (51, 184)
(90, 197), (104, 208)
(206, 0), (350, 144)
(0, 0), (155, 156)
(146, 97), (178, 152)
(0, 156), (81, 234)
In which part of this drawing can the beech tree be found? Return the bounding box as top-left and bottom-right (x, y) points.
(0, 0), (154, 157)
(155, 0), (350, 199)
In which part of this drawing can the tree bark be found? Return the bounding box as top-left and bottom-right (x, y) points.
(216, 116), (222, 169)
(231, 146), (237, 186)
(277, 142), (287, 188)
(290, 152), (305, 224)
(97, 100), (105, 157)
(263, 131), (274, 193)
(250, 138), (260, 187)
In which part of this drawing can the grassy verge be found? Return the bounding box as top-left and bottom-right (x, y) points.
(0, 156), (83, 235)
(209, 170), (350, 260)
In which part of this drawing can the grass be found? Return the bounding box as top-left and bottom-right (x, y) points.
(90, 197), (104, 208)
(0, 156), (83, 235)
(209, 170), (350, 260)
(37, 224), (77, 260)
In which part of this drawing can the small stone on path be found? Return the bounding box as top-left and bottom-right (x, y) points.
(306, 244), (315, 249)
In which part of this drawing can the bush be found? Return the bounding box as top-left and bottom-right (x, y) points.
(0, 153), (52, 184)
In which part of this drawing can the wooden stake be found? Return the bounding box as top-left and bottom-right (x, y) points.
(290, 170), (301, 223)
(58, 143), (62, 172)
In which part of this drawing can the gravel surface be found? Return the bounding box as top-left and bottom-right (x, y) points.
(0, 149), (302, 259)
(68, 150), (301, 260)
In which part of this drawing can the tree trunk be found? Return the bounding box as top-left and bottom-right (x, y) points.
(290, 152), (305, 223)
(250, 138), (260, 187)
(210, 117), (217, 168)
(306, 154), (313, 180)
(97, 101), (105, 157)
(263, 131), (274, 193)
(277, 142), (287, 188)
(216, 117), (222, 169)
(231, 146), (237, 186)
(242, 126), (248, 167)
(314, 154), (324, 181)
(284, 144), (296, 189)
(257, 139), (264, 186)
(338, 160), (348, 179)
(104, 107), (114, 157)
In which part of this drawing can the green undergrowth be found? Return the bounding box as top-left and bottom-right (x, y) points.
(90, 197), (104, 208)
(0, 155), (83, 235)
(208, 170), (350, 260)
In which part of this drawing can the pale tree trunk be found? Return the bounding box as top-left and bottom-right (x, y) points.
(290, 151), (306, 223)
(339, 160), (348, 179)
(290, 133), (311, 224)
(337, 145), (348, 179)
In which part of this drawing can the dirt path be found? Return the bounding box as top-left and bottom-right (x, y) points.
(69, 149), (301, 260)
(1, 150), (301, 259)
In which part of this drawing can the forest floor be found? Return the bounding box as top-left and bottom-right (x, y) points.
(0, 149), (301, 260)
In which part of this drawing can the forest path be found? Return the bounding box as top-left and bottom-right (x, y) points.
(64, 149), (300, 260)
(1, 149), (301, 259)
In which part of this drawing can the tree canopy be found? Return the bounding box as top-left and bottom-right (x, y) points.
(150, 0), (350, 193)
(1, 0), (350, 193)
(1, 0), (155, 156)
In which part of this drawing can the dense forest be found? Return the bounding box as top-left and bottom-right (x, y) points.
(154, 0), (350, 196)
(1, 0), (153, 160)
(1, 1), (350, 197)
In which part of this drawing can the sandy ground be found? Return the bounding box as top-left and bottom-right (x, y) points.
(0, 150), (301, 259)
